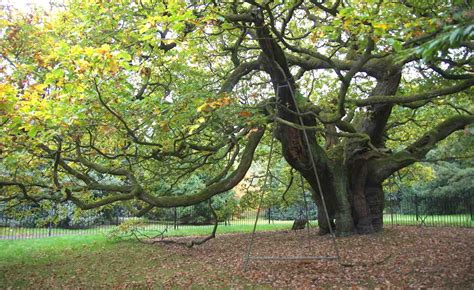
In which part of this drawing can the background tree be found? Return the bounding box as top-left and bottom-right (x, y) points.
(1, 0), (472, 236)
(385, 130), (473, 217)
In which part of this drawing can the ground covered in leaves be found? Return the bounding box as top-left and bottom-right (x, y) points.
(1, 226), (473, 288)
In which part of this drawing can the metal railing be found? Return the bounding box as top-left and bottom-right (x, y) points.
(0, 194), (471, 240)
(384, 194), (472, 228)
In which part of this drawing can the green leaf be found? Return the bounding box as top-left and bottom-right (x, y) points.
(116, 51), (132, 61)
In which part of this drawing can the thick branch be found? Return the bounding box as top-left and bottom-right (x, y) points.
(369, 114), (474, 182)
(67, 189), (137, 210)
(310, 0), (341, 16)
(0, 178), (58, 204)
(75, 140), (138, 184)
(286, 53), (392, 79)
(137, 127), (264, 207)
(353, 79), (474, 107)
(219, 60), (261, 94)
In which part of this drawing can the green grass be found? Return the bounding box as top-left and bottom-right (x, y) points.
(141, 222), (293, 237)
(0, 234), (110, 266)
(0, 223), (292, 265)
(0, 223), (292, 288)
(0, 236), (177, 288)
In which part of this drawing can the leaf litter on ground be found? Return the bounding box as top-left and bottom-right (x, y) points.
(1, 226), (473, 288)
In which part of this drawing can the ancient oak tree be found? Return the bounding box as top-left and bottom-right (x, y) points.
(1, 0), (473, 235)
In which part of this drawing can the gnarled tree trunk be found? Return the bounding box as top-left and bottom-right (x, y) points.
(276, 138), (388, 236)
(254, 17), (386, 236)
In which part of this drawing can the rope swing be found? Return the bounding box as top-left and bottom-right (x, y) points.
(243, 80), (341, 270)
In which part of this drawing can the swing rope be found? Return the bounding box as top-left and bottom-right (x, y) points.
(286, 80), (341, 261)
(243, 127), (276, 270)
(301, 174), (313, 252)
(243, 79), (341, 270)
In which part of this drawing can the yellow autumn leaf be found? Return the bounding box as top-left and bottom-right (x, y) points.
(108, 60), (119, 74)
(196, 116), (206, 124)
(197, 103), (212, 113)
(310, 31), (324, 43)
(188, 124), (200, 134)
(342, 19), (351, 31)
(159, 121), (170, 132)
(96, 44), (110, 56)
(0, 83), (16, 96)
(31, 83), (47, 93)
(373, 23), (389, 30)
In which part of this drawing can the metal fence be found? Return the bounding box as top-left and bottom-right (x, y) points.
(0, 194), (472, 240)
(0, 207), (290, 240)
(384, 194), (473, 228)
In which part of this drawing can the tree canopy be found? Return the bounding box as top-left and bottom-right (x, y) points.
(1, 0), (472, 235)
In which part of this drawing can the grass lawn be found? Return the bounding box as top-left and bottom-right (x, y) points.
(0, 223), (293, 260)
(0, 223), (296, 288)
(0, 236), (187, 288)
(1, 226), (473, 288)
(161, 222), (292, 237)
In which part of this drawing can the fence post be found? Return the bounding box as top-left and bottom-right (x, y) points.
(390, 201), (394, 226)
(48, 205), (55, 237)
(469, 197), (473, 222)
(415, 195), (419, 222)
(174, 207), (178, 230)
(268, 208), (271, 224)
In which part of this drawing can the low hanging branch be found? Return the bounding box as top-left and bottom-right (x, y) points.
(34, 127), (264, 211)
(185, 199), (219, 248)
(149, 199), (219, 248)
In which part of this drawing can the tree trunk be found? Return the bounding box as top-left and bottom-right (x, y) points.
(276, 125), (386, 236)
(253, 17), (387, 236)
(297, 154), (385, 236)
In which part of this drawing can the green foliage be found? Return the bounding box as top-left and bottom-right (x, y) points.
(419, 162), (473, 198)
(0, 200), (122, 229)
(178, 191), (238, 224)
(395, 4), (473, 63)
(0, 0), (472, 223)
(387, 126), (474, 199)
(270, 192), (318, 221)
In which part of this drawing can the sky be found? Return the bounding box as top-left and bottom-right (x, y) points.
(1, 0), (54, 11)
